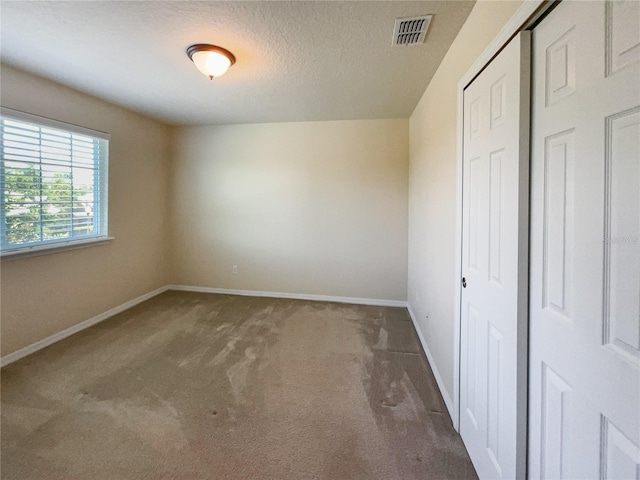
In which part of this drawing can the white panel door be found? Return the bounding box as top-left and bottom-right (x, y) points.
(460, 32), (530, 480)
(529, 1), (640, 478)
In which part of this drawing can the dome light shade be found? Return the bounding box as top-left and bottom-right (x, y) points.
(187, 44), (236, 80)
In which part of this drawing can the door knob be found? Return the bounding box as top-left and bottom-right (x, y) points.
(462, 277), (467, 288)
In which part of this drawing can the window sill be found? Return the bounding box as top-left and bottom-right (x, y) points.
(1, 237), (115, 261)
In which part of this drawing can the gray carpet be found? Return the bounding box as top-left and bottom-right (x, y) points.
(1, 291), (477, 479)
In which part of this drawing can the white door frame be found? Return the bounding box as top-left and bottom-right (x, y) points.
(452, 0), (552, 432)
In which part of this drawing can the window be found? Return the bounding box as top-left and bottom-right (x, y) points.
(0, 108), (110, 256)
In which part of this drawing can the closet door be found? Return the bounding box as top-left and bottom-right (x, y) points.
(529, 1), (640, 478)
(460, 32), (530, 480)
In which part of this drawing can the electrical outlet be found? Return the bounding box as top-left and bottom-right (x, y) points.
(232, 265), (238, 274)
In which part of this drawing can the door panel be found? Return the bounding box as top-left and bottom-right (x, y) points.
(529, 1), (640, 478)
(605, 108), (640, 357)
(460, 32), (530, 480)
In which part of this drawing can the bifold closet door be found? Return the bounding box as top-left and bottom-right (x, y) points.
(529, 1), (640, 478)
(460, 32), (530, 480)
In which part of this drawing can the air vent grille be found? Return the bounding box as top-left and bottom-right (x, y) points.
(392, 15), (433, 46)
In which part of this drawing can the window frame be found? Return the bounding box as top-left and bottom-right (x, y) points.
(0, 107), (112, 259)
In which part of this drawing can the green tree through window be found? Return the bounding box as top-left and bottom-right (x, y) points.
(3, 164), (94, 244)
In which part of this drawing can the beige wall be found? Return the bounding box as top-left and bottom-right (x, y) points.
(408, 0), (523, 403)
(0, 65), (172, 355)
(171, 120), (408, 300)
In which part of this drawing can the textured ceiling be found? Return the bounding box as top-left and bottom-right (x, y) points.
(0, 1), (475, 126)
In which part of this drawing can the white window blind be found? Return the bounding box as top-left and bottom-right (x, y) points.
(0, 108), (109, 255)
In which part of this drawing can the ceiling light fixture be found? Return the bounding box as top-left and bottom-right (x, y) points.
(187, 44), (236, 80)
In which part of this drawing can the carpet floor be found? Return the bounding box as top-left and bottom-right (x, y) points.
(1, 291), (477, 479)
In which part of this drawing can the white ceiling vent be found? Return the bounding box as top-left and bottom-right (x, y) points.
(392, 15), (432, 46)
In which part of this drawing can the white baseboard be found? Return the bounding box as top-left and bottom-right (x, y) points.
(0, 285), (170, 368)
(407, 303), (455, 423)
(167, 285), (408, 308)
